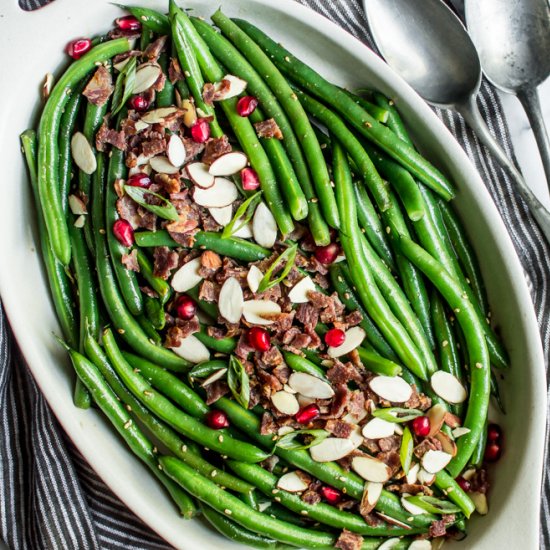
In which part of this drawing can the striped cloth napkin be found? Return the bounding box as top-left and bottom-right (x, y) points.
(2, 0), (549, 548)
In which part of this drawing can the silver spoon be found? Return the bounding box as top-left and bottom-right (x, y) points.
(465, 0), (550, 190)
(364, 0), (550, 242)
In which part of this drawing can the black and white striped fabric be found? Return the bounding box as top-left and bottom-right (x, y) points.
(3, 0), (549, 548)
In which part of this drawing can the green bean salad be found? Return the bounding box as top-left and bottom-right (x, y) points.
(22, 2), (507, 548)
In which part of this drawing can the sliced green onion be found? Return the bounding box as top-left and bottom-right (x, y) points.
(372, 407), (424, 423)
(257, 244), (298, 293)
(275, 429), (329, 451)
(400, 426), (414, 475)
(228, 355), (250, 409)
(222, 191), (263, 239)
(124, 185), (179, 221)
(111, 56), (137, 115)
(405, 495), (461, 515)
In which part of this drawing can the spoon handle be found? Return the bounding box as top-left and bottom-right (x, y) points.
(516, 86), (550, 191)
(456, 96), (550, 243)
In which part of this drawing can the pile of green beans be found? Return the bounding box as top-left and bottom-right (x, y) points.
(23, 2), (507, 548)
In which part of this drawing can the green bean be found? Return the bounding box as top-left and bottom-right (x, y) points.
(490, 371), (505, 413)
(157, 52), (175, 108)
(188, 360), (228, 381)
(21, 130), (78, 349)
(469, 421), (488, 468)
(372, 93), (413, 145)
(134, 230), (270, 261)
(434, 471), (475, 518)
(66, 344), (197, 517)
(397, 235), (490, 475)
(135, 249), (171, 304)
(282, 352), (327, 379)
(192, 16), (330, 245)
(38, 38), (130, 265)
(343, 89), (389, 123)
(356, 347), (402, 377)
(135, 313), (161, 345)
(195, 326), (237, 355)
(211, 11), (339, 230)
(116, 4), (170, 34)
(233, 19), (455, 201)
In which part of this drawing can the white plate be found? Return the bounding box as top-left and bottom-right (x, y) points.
(0, 0), (545, 548)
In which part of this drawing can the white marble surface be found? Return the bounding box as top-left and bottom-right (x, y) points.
(498, 77), (550, 209)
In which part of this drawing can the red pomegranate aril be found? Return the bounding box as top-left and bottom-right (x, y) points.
(484, 442), (502, 462)
(295, 404), (321, 425)
(314, 242), (340, 265)
(320, 486), (342, 505)
(236, 95), (259, 117)
(191, 119), (211, 143)
(129, 95), (149, 112)
(127, 172), (152, 188)
(487, 423), (502, 442)
(205, 410), (230, 430)
(411, 416), (431, 438)
(112, 219), (134, 247)
(174, 295), (197, 321)
(66, 38), (92, 59)
(455, 476), (471, 492)
(325, 328), (346, 348)
(247, 327), (271, 352)
(115, 15), (142, 31)
(241, 167), (260, 190)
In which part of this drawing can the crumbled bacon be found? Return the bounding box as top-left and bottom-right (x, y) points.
(202, 135), (232, 165)
(143, 35), (167, 62)
(165, 317), (200, 347)
(167, 230), (196, 247)
(153, 246), (179, 280)
(377, 450), (401, 476)
(429, 519), (449, 538)
(470, 469), (489, 494)
(83, 65), (113, 106)
(404, 386), (432, 411)
(235, 333), (255, 360)
(329, 384), (350, 418)
(254, 118), (283, 139)
(272, 364), (290, 385)
(256, 369), (283, 398)
(198, 280), (219, 302)
(202, 79), (232, 104)
(345, 310), (363, 327)
(413, 437), (443, 459)
(141, 136), (166, 157)
(260, 412), (277, 435)
(96, 121), (126, 152)
(295, 303), (319, 332)
(183, 136), (205, 160)
(325, 419), (354, 439)
(334, 529), (363, 550)
(261, 346), (283, 366)
(347, 391), (366, 420)
(205, 380), (230, 405)
(169, 57), (184, 83)
(327, 361), (363, 385)
(301, 489), (321, 505)
(378, 435), (401, 452)
(121, 249), (140, 272)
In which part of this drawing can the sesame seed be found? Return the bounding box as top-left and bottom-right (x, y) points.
(442, 340), (449, 348)
(300, 510), (308, 515)
(311, 197), (318, 203)
(133, 368), (141, 373)
(125, 404), (132, 412)
(475, 362), (483, 369)
(364, 121), (372, 128)
(447, 486), (454, 492)
(321, 143), (327, 149)
(153, 446), (157, 454)
(290, 93), (297, 100)
(274, 497), (281, 502)
(337, 276), (343, 283)
(344, 292), (351, 300)
(123, 419), (132, 429)
(224, 509), (232, 515)
(211, 470), (218, 478)
(389, 100), (395, 106)
(339, 476), (346, 482)
(386, 226), (391, 234)
(218, 435), (224, 442)
(143, 390), (153, 397)
(181, 445), (187, 452)
(184, 71), (191, 77)
(117, 328), (125, 334)
(454, 308), (461, 313)
(342, 488), (347, 494)
(272, 489), (279, 494)
(99, 228), (106, 234)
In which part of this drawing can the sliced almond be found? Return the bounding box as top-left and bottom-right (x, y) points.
(288, 372), (335, 399)
(352, 456), (392, 483)
(181, 98), (197, 127)
(218, 277), (244, 324)
(233, 221), (253, 239)
(252, 202), (277, 248)
(242, 300), (281, 325)
(362, 417), (396, 439)
(377, 538), (401, 550)
(375, 513), (412, 530)
(276, 471), (309, 493)
(434, 431), (457, 457)
(209, 205), (233, 226)
(209, 151), (248, 176)
(401, 494), (427, 516)
(247, 265), (263, 293)
(167, 134), (187, 168)
(135, 153), (153, 166)
(278, 425), (295, 436)
(68, 194), (87, 216)
(141, 107), (178, 124)
(187, 162), (216, 189)
(201, 368), (227, 387)
(128, 163), (152, 177)
(408, 541), (432, 550)
(393, 424), (404, 436)
(133, 63), (162, 94)
(171, 258), (202, 293)
(452, 427), (471, 439)
(288, 276), (316, 303)
(193, 177), (238, 208)
(271, 391), (300, 416)
(42, 72), (54, 100)
(470, 491), (488, 515)
(421, 450), (452, 474)
(73, 214), (86, 228)
(427, 404), (448, 437)
(349, 425), (364, 449)
(417, 468), (436, 486)
(327, 326), (366, 358)
(461, 468), (477, 481)
(431, 371), (467, 404)
(297, 394), (316, 408)
(219, 74), (247, 99)
(71, 132), (96, 174)
(369, 375), (413, 403)
(362, 481), (383, 514)
(343, 408), (368, 424)
(406, 462), (420, 485)
(134, 120), (150, 133)
(171, 334), (210, 363)
(309, 437), (356, 462)
(283, 384), (297, 395)
(149, 155), (180, 175)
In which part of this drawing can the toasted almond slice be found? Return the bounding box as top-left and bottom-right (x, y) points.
(128, 163), (152, 177)
(309, 437), (356, 463)
(141, 107), (178, 124)
(167, 134), (187, 168)
(406, 462), (420, 485)
(219, 74), (247, 99)
(171, 258), (202, 293)
(352, 456), (392, 483)
(376, 537), (401, 550)
(209, 151), (248, 176)
(276, 471), (309, 493)
(393, 424), (404, 436)
(427, 404), (448, 437)
(252, 202), (277, 248)
(461, 468), (477, 481)
(417, 468), (436, 485)
(362, 417), (396, 439)
(431, 371), (467, 404)
(171, 334), (210, 363)
(434, 431), (457, 457)
(288, 276), (316, 304)
(369, 375), (413, 403)
(209, 205), (233, 226)
(375, 512), (412, 530)
(327, 326), (366, 358)
(219, 277), (244, 324)
(288, 372), (335, 399)
(134, 120), (150, 132)
(73, 214), (86, 228)
(278, 425), (295, 436)
(242, 300), (281, 325)
(452, 427), (471, 439)
(283, 384), (297, 395)
(135, 153), (153, 166)
(149, 155), (180, 175)
(408, 540), (432, 550)
(233, 221), (253, 239)
(201, 368), (227, 387)
(401, 494), (427, 516)
(470, 491), (488, 515)
(421, 450), (452, 474)
(71, 132), (97, 174)
(349, 425), (364, 449)
(133, 63), (162, 94)
(193, 177), (238, 208)
(181, 98), (197, 127)
(187, 162), (216, 189)
(363, 481), (383, 513)
(297, 395), (316, 408)
(247, 265), (263, 293)
(271, 391), (300, 416)
(68, 194), (87, 216)
(342, 407), (368, 424)
(42, 72), (54, 100)
(114, 57), (132, 72)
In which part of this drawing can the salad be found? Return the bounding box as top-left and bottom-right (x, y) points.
(21, 2), (506, 548)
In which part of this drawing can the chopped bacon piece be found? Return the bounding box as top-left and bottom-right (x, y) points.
(254, 118), (283, 139)
(153, 246), (179, 280)
(164, 317), (200, 347)
(413, 437), (443, 459)
(198, 280), (219, 303)
(325, 419), (354, 439)
(295, 303), (319, 332)
(169, 57), (184, 83)
(327, 361), (363, 385)
(261, 346), (283, 367)
(260, 412), (277, 435)
(345, 310), (363, 327)
(83, 65), (113, 106)
(121, 249), (140, 272)
(335, 529), (363, 550)
(96, 121), (126, 152)
(235, 332), (255, 360)
(378, 435), (401, 452)
(202, 79), (232, 104)
(205, 380), (230, 405)
(143, 35), (167, 62)
(202, 135), (232, 165)
(141, 137), (166, 157)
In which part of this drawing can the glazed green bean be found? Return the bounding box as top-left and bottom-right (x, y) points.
(434, 471), (475, 518)
(356, 347), (402, 377)
(282, 352), (327, 379)
(117, 4), (170, 34)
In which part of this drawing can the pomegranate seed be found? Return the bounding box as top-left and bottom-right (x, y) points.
(174, 295), (197, 321)
(191, 119), (211, 143)
(241, 167), (261, 190)
(127, 172), (151, 188)
(484, 442), (502, 462)
(295, 404), (321, 425)
(314, 242), (340, 265)
(325, 328), (346, 348)
(112, 219), (134, 247)
(205, 410), (230, 430)
(66, 38), (92, 59)
(247, 327), (271, 352)
(411, 416), (431, 438)
(455, 476), (471, 492)
(487, 423), (502, 442)
(320, 486), (342, 505)
(115, 15), (142, 31)
(236, 95), (259, 117)
(128, 95), (149, 112)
